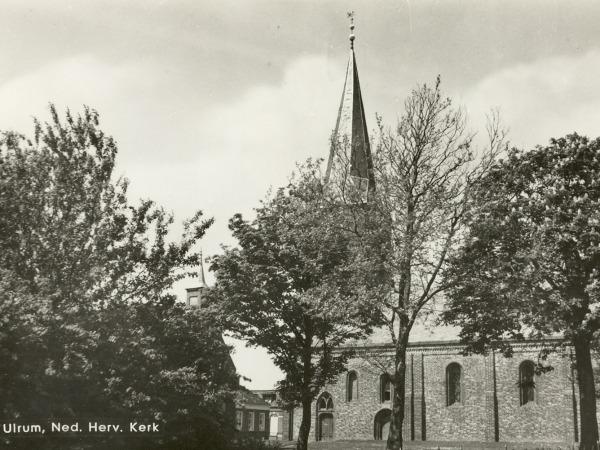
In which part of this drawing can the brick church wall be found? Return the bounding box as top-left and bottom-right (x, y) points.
(292, 340), (580, 444)
(421, 347), (489, 441)
(495, 344), (576, 442)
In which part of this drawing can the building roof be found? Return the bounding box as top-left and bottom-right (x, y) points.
(235, 388), (271, 410)
(353, 318), (461, 348)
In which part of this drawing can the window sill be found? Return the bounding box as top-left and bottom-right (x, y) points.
(519, 401), (537, 408)
(446, 402), (464, 408)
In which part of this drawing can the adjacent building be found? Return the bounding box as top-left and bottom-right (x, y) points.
(185, 256), (272, 442)
(253, 389), (294, 441)
(235, 389), (271, 440)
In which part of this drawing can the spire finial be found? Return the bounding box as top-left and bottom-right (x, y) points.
(347, 11), (355, 49)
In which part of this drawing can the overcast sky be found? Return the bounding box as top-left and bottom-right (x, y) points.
(2, 0), (600, 389)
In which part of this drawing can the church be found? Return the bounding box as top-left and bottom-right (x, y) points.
(182, 17), (595, 447)
(286, 19), (586, 445)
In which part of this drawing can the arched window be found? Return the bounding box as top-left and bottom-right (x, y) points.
(346, 371), (358, 402)
(317, 392), (334, 412)
(446, 362), (462, 406)
(519, 360), (535, 405)
(380, 373), (392, 403)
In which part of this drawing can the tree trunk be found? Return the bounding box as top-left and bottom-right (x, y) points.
(573, 335), (599, 449)
(386, 344), (407, 450)
(296, 394), (312, 450)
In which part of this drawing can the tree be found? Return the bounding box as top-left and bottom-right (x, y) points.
(442, 134), (600, 448)
(337, 77), (504, 450)
(0, 105), (237, 449)
(209, 162), (388, 450)
(0, 106), (207, 306)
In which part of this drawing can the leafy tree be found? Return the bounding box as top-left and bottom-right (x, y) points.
(0, 106), (205, 305)
(0, 105), (237, 449)
(209, 162), (388, 450)
(442, 134), (600, 448)
(334, 78), (504, 450)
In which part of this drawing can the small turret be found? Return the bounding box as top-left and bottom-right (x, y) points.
(186, 250), (209, 307)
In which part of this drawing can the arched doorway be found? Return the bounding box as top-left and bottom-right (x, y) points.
(374, 409), (391, 440)
(316, 392), (334, 441)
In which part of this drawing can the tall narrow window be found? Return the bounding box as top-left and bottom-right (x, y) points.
(248, 411), (255, 431)
(346, 371), (358, 401)
(259, 413), (265, 431)
(519, 360), (535, 405)
(380, 373), (392, 402)
(446, 363), (462, 406)
(235, 411), (243, 431)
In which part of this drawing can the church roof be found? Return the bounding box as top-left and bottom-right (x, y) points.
(325, 14), (375, 197)
(361, 322), (461, 347)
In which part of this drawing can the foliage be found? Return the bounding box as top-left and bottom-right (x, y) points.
(0, 106), (208, 305)
(443, 134), (600, 349)
(0, 105), (237, 449)
(209, 160), (389, 450)
(442, 133), (600, 445)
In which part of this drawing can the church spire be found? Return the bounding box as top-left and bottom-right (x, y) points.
(325, 12), (375, 201)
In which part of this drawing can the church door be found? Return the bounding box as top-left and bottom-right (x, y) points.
(374, 409), (391, 440)
(319, 413), (333, 441)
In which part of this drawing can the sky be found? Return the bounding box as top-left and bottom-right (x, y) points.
(2, 0), (600, 389)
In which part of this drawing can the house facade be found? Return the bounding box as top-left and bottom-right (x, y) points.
(253, 389), (294, 441)
(235, 389), (271, 440)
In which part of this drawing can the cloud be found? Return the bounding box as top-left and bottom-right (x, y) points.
(194, 54), (344, 194)
(152, 53), (346, 250)
(0, 55), (153, 132)
(0, 52), (345, 228)
(461, 49), (600, 149)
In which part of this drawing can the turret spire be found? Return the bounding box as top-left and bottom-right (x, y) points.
(185, 249), (208, 307)
(198, 249), (208, 289)
(325, 13), (375, 202)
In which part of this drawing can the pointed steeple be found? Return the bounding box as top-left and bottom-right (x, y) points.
(325, 12), (375, 201)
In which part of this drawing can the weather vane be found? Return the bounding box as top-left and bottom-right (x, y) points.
(347, 11), (355, 49)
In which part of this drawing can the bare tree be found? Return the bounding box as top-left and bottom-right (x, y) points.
(342, 76), (506, 450)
